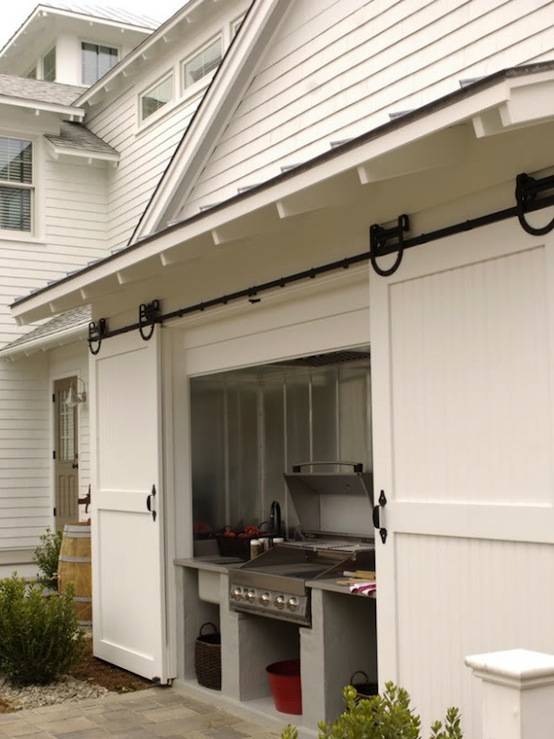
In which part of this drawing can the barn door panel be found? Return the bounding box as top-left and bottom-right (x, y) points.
(370, 221), (554, 689)
(90, 330), (170, 682)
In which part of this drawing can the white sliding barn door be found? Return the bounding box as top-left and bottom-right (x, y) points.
(90, 330), (170, 682)
(370, 221), (554, 735)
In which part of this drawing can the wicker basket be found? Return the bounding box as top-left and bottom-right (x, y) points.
(195, 622), (221, 690)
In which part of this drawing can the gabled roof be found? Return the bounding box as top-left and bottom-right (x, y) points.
(0, 74), (84, 106)
(129, 0), (288, 242)
(0, 306), (90, 358)
(45, 121), (119, 161)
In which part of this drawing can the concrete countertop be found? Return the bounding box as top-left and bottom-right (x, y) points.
(174, 556), (244, 573)
(307, 577), (376, 599)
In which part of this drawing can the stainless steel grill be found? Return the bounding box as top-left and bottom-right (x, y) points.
(228, 462), (374, 626)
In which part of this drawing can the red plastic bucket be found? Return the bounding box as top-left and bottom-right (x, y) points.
(266, 659), (302, 715)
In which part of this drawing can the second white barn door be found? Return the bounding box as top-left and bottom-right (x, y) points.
(370, 219), (554, 733)
(90, 329), (170, 683)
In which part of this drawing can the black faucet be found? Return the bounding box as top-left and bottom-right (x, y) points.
(269, 500), (281, 536)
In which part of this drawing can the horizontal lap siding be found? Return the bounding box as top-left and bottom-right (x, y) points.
(0, 144), (109, 560)
(179, 0), (554, 218)
(86, 0), (251, 250)
(0, 356), (50, 553)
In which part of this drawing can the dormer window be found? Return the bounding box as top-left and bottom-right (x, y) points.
(140, 73), (174, 123)
(0, 137), (33, 233)
(182, 37), (222, 90)
(82, 42), (119, 85)
(42, 47), (56, 82)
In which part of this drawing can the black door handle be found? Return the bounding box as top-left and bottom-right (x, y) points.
(146, 484), (157, 522)
(373, 490), (388, 544)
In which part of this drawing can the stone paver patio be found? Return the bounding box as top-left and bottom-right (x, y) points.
(0, 687), (283, 738)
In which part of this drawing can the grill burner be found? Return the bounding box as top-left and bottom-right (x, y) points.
(228, 462), (375, 626)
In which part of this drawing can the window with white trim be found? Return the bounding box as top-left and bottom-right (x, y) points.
(0, 137), (33, 233)
(140, 73), (173, 122)
(42, 47), (56, 82)
(182, 37), (223, 90)
(81, 42), (119, 85)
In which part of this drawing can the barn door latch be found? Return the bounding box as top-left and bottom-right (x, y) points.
(146, 484), (157, 522)
(372, 490), (388, 544)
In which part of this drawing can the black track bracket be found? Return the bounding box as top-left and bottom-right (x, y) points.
(139, 299), (162, 341)
(515, 173), (554, 236)
(88, 318), (107, 356)
(369, 214), (410, 276)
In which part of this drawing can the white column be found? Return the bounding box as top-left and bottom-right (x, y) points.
(466, 649), (554, 739)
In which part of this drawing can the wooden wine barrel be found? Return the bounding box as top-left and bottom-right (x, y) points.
(57, 522), (92, 626)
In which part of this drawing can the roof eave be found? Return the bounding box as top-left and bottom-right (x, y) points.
(0, 94), (84, 118)
(10, 64), (554, 324)
(0, 322), (89, 360)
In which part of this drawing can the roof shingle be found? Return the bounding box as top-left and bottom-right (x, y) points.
(44, 122), (119, 158)
(0, 74), (84, 107)
(0, 306), (90, 354)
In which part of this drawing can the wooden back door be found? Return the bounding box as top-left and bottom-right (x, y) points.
(54, 377), (79, 531)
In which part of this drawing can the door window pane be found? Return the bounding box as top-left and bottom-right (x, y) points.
(43, 47), (56, 81)
(183, 38), (222, 88)
(82, 42), (118, 85)
(141, 74), (173, 121)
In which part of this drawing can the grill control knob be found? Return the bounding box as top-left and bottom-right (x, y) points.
(260, 592), (270, 606)
(275, 595), (285, 609)
(246, 589), (256, 603)
(232, 587), (242, 600)
(287, 597), (299, 610)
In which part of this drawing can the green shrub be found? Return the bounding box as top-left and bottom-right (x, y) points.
(33, 529), (63, 589)
(282, 683), (462, 739)
(0, 575), (84, 685)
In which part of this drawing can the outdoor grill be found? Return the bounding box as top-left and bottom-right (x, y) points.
(228, 462), (375, 626)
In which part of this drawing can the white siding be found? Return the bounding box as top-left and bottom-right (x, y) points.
(85, 0), (250, 251)
(0, 121), (109, 558)
(178, 0), (554, 219)
(0, 354), (50, 552)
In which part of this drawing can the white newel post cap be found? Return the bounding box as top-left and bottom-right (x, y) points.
(465, 650), (554, 739)
(465, 649), (554, 689)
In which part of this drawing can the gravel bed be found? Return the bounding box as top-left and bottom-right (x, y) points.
(0, 675), (109, 711)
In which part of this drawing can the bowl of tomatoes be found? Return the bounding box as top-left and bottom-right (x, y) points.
(216, 525), (261, 559)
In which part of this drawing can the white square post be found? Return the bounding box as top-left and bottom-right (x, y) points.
(466, 649), (554, 739)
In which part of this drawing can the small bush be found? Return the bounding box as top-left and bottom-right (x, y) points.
(282, 682), (462, 739)
(33, 529), (63, 589)
(0, 576), (84, 685)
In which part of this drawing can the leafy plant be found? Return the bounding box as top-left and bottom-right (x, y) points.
(281, 682), (462, 739)
(0, 575), (84, 685)
(33, 529), (63, 589)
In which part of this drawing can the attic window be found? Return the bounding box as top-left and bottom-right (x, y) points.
(82, 42), (119, 85)
(25, 67), (37, 80)
(42, 47), (56, 82)
(140, 73), (174, 122)
(182, 37), (222, 89)
(0, 137), (33, 233)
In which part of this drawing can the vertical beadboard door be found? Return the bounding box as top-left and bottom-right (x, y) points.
(370, 218), (554, 688)
(90, 329), (170, 683)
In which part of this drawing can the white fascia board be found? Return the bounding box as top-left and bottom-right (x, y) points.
(0, 323), (88, 360)
(44, 138), (119, 163)
(76, 0), (203, 107)
(0, 96), (85, 119)
(133, 0), (291, 242)
(11, 70), (554, 324)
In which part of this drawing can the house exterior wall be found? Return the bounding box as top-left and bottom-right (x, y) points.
(177, 0), (554, 219)
(84, 0), (250, 251)
(0, 110), (108, 557)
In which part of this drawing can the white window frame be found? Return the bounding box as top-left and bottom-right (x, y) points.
(181, 35), (223, 99)
(42, 47), (56, 82)
(138, 71), (175, 128)
(80, 40), (120, 86)
(0, 133), (36, 239)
